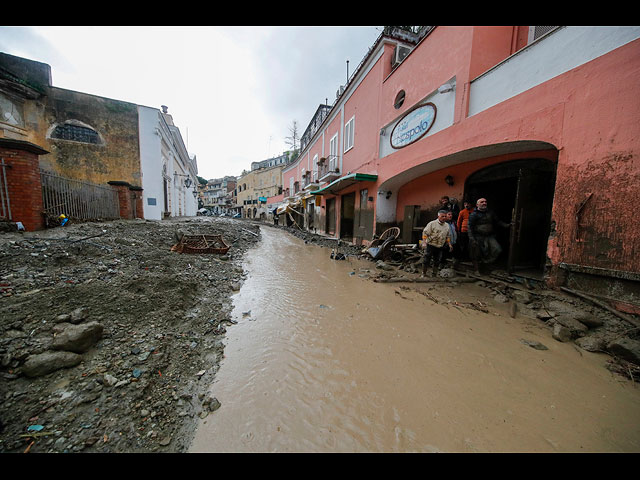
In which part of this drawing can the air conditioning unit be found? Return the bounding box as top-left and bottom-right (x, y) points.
(391, 45), (412, 68)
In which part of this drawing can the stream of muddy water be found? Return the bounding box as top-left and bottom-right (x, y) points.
(190, 226), (640, 453)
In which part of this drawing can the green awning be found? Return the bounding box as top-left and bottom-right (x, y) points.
(310, 173), (378, 196)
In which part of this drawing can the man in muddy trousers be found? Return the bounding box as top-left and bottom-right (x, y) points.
(443, 210), (459, 268)
(467, 198), (512, 274)
(421, 210), (453, 277)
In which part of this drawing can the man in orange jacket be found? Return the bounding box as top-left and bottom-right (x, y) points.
(456, 199), (474, 265)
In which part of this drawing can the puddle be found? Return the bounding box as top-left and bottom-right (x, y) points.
(190, 227), (640, 452)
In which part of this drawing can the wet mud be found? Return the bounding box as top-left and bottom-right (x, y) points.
(190, 226), (640, 453)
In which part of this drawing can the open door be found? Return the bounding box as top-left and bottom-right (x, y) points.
(507, 168), (554, 273)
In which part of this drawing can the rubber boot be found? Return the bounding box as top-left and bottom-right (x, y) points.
(432, 264), (439, 277)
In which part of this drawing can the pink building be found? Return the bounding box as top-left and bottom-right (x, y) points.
(280, 26), (640, 303)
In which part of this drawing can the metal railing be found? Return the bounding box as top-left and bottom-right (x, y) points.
(40, 170), (120, 221)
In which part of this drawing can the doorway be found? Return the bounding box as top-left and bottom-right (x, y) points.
(340, 192), (356, 240)
(464, 158), (556, 277)
(326, 198), (336, 235)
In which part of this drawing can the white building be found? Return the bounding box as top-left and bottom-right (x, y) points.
(138, 105), (198, 220)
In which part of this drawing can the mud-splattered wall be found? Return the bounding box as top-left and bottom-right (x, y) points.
(551, 152), (640, 274)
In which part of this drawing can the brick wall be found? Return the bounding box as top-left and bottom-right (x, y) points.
(0, 140), (48, 231)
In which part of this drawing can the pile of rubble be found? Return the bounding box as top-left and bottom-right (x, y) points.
(0, 217), (260, 453)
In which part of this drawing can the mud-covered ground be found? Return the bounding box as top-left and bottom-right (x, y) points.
(1, 216), (638, 453)
(0, 216), (260, 453)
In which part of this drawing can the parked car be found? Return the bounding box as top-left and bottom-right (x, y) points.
(232, 213), (241, 218)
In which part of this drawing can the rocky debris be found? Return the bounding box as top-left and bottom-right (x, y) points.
(22, 351), (83, 378)
(0, 216), (260, 453)
(606, 337), (640, 365)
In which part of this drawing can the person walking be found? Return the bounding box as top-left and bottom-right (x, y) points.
(421, 210), (453, 277)
(468, 198), (511, 274)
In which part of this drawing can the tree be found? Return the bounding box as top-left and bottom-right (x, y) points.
(285, 120), (300, 151)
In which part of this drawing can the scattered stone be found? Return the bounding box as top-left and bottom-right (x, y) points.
(512, 290), (533, 304)
(573, 313), (603, 329)
(575, 336), (606, 352)
(494, 293), (509, 303)
(103, 374), (119, 387)
(606, 338), (640, 365)
(439, 268), (455, 278)
(552, 314), (589, 335)
(520, 339), (549, 350)
(552, 323), (573, 342)
(22, 351), (82, 378)
(51, 321), (104, 353)
(70, 307), (88, 323)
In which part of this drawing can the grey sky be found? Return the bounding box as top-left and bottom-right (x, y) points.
(0, 26), (382, 179)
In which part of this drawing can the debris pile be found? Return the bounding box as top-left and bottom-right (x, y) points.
(0, 217), (260, 453)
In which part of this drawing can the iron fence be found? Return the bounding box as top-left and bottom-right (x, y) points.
(40, 170), (120, 221)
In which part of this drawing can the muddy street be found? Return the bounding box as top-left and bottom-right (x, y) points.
(190, 226), (640, 453)
(1, 218), (639, 453)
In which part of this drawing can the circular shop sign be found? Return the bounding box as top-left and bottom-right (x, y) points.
(390, 102), (437, 149)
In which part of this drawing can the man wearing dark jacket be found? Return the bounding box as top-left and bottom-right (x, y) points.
(468, 198), (511, 274)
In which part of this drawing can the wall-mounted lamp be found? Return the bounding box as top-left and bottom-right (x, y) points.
(174, 172), (192, 188)
(445, 175), (454, 186)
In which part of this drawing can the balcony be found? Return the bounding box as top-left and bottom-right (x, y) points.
(317, 156), (340, 183)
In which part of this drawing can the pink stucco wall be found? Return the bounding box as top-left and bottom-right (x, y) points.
(283, 26), (640, 280)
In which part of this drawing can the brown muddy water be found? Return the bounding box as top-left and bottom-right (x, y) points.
(190, 227), (640, 453)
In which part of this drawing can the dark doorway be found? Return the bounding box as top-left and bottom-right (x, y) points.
(464, 158), (556, 277)
(326, 198), (336, 235)
(340, 192), (356, 240)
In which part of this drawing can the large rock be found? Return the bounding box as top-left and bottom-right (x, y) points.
(575, 335), (607, 352)
(22, 351), (82, 378)
(552, 323), (573, 342)
(51, 321), (104, 353)
(553, 314), (589, 334)
(606, 338), (640, 365)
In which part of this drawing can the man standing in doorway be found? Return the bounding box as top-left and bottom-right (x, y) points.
(421, 210), (453, 277)
(439, 195), (460, 222)
(456, 199), (474, 264)
(467, 198), (512, 274)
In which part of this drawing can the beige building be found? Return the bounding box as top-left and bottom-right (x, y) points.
(236, 165), (283, 219)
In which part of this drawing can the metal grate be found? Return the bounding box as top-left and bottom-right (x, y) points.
(51, 123), (100, 144)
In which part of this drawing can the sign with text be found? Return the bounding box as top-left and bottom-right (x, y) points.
(390, 102), (437, 149)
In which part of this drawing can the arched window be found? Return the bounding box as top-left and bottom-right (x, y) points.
(51, 122), (101, 144)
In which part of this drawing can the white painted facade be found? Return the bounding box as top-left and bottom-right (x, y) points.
(138, 105), (198, 220)
(468, 26), (640, 116)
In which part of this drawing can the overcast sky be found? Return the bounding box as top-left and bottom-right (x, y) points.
(0, 26), (382, 180)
